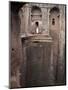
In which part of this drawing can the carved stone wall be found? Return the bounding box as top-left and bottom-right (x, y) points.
(10, 2), (66, 88)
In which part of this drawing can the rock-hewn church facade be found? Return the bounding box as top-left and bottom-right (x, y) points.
(10, 2), (66, 88)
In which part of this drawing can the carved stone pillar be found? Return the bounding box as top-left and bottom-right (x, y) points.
(57, 6), (66, 84)
(42, 8), (49, 35)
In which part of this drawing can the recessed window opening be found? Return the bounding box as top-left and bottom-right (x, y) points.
(31, 6), (41, 14)
(50, 7), (60, 14)
(35, 22), (39, 27)
(52, 18), (55, 25)
(35, 22), (39, 34)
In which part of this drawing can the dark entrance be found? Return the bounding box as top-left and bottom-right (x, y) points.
(20, 40), (53, 87)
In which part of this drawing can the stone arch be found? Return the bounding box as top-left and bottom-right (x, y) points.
(31, 6), (42, 21)
(50, 7), (60, 13)
(30, 6), (42, 34)
(49, 7), (60, 32)
(31, 6), (42, 15)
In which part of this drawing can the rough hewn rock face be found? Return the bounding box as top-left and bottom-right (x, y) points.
(10, 12), (22, 88)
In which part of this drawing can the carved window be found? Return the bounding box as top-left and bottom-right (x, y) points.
(35, 22), (39, 27)
(52, 18), (55, 25)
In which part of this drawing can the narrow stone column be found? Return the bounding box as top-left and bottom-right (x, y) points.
(57, 6), (66, 84)
(41, 8), (49, 35)
(48, 41), (55, 85)
(19, 8), (24, 34)
(47, 8), (50, 35)
(24, 4), (30, 33)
